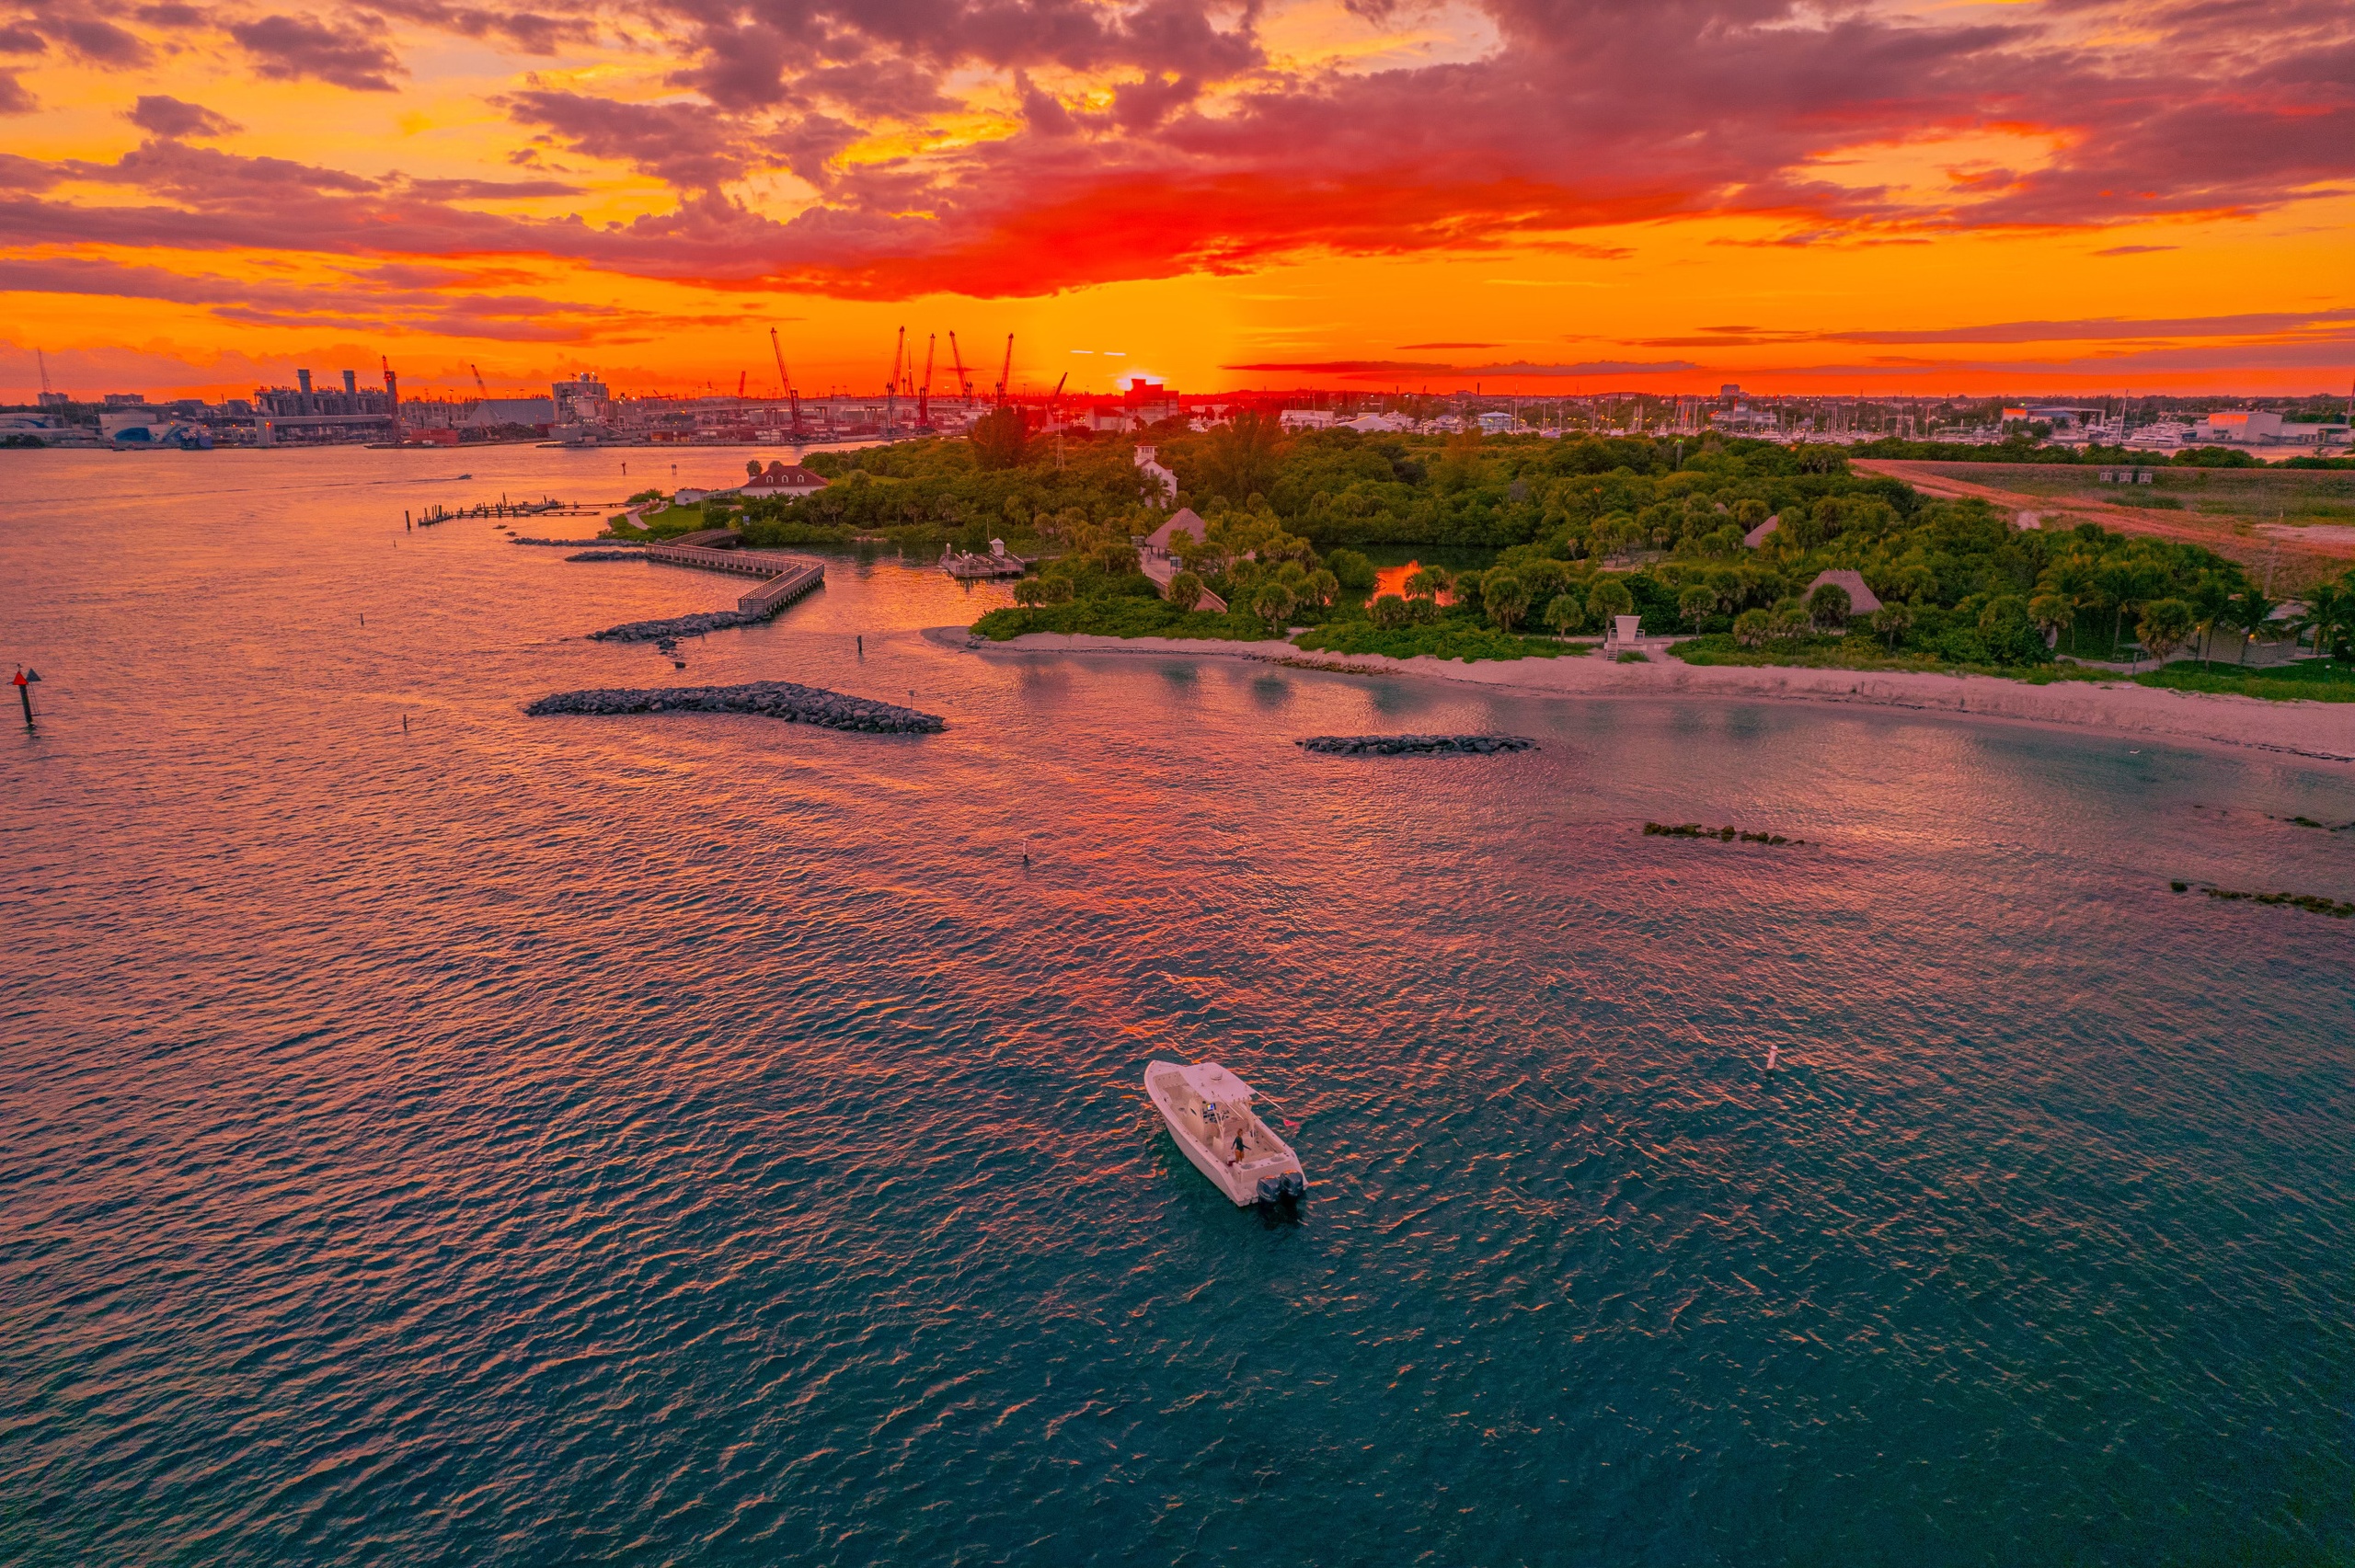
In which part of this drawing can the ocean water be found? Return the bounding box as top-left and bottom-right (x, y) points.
(4, 447), (2351, 1568)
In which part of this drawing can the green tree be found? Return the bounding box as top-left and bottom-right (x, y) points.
(746, 459), (764, 478)
(1369, 592), (1412, 629)
(1587, 576), (1635, 624)
(2138, 597), (2195, 664)
(1166, 570), (1205, 612)
(2028, 591), (2074, 652)
(1012, 578), (1046, 608)
(1304, 567), (1339, 610)
(1406, 565), (1453, 601)
(1195, 410), (1284, 503)
(2184, 573), (2234, 663)
(1678, 584), (1715, 635)
(1870, 601), (1915, 649)
(1241, 579), (1290, 634)
(1734, 608), (1771, 647)
(970, 406), (1028, 470)
(2296, 581), (2348, 660)
(1807, 581), (1852, 631)
(1543, 592), (1585, 636)
(1325, 548), (1376, 593)
(2229, 589), (2278, 664)
(1483, 571), (1532, 633)
(1041, 576), (1075, 605)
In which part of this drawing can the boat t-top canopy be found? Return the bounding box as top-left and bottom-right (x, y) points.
(1156, 1060), (1257, 1103)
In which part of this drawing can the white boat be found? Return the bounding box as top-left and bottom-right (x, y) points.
(1144, 1059), (1305, 1206)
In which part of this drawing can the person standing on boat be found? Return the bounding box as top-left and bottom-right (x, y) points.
(1228, 1129), (1246, 1166)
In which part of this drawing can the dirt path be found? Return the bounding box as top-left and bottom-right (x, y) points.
(1853, 459), (2351, 585)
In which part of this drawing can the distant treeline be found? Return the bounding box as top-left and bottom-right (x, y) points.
(1849, 436), (2355, 470)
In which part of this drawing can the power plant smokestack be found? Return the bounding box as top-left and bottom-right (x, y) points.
(342, 369), (357, 395)
(297, 369), (312, 394)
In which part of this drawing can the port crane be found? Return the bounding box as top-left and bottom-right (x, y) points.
(769, 326), (801, 437)
(885, 326), (904, 433)
(948, 332), (972, 402)
(916, 333), (936, 429)
(470, 363), (488, 397)
(37, 348), (54, 400)
(994, 333), (1014, 406)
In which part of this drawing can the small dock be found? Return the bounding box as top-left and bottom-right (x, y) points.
(942, 541), (1032, 579)
(412, 496), (574, 526)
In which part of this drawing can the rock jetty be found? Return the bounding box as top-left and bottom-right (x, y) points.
(590, 607), (775, 643)
(527, 681), (946, 733)
(567, 549), (644, 562)
(1296, 734), (1535, 756)
(514, 536), (638, 547)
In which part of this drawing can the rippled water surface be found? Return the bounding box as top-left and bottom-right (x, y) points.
(5, 448), (2353, 1567)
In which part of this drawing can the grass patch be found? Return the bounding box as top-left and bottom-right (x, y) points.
(2108, 492), (2186, 509)
(1291, 622), (1571, 662)
(1671, 632), (1979, 674)
(2133, 659), (2355, 703)
(970, 598), (1276, 643)
(1671, 635), (2355, 704)
(1616, 649), (1650, 664)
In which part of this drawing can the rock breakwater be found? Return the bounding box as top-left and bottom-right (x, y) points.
(590, 607), (775, 643)
(1296, 734), (1535, 756)
(514, 536), (637, 547)
(526, 681), (946, 733)
(567, 550), (644, 562)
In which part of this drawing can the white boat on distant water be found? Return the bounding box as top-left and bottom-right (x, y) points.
(1145, 1059), (1305, 1207)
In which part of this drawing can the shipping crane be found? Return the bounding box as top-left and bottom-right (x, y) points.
(769, 326), (801, 437)
(915, 333), (936, 429)
(886, 326), (904, 434)
(470, 363), (488, 396)
(37, 348), (53, 399)
(948, 331), (972, 403)
(994, 333), (1014, 406)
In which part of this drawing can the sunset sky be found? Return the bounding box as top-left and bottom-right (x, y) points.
(3, 0), (2349, 402)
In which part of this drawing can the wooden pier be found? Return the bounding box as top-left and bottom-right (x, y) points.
(642, 532), (826, 615)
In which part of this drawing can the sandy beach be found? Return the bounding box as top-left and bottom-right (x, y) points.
(928, 627), (2355, 765)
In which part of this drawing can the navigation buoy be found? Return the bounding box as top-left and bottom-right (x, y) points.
(1765, 1043), (1779, 1072)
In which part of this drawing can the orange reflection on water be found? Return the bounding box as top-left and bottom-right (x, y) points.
(1370, 561), (1456, 606)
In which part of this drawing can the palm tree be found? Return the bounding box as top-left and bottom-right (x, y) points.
(2231, 589), (2279, 664)
(2138, 598), (2195, 666)
(1679, 584), (1714, 635)
(2187, 573), (2234, 665)
(1484, 573), (1533, 633)
(1251, 582), (1296, 636)
(2028, 591), (2073, 651)
(2296, 582), (2347, 661)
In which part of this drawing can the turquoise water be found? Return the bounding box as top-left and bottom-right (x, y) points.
(4, 448), (2352, 1566)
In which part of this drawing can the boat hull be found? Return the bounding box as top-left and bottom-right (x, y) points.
(1145, 1059), (1304, 1207)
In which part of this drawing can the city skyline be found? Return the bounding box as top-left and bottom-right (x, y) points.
(3, 0), (2349, 400)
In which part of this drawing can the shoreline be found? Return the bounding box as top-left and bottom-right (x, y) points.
(924, 627), (2355, 766)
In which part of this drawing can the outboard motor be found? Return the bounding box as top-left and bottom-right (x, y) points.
(1257, 1173), (1307, 1206)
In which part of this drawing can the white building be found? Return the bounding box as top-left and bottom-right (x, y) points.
(2195, 410), (2286, 444)
(1134, 445), (1178, 507)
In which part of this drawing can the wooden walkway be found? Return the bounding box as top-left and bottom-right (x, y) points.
(642, 536), (826, 615)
